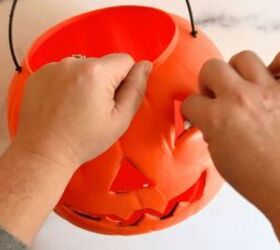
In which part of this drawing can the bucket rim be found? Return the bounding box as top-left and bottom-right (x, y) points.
(25, 5), (179, 73)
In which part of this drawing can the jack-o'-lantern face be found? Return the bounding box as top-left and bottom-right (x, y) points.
(8, 6), (223, 235)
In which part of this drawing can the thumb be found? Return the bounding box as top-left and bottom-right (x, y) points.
(113, 61), (152, 123)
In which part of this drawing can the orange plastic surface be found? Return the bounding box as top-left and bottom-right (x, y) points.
(7, 6), (223, 235)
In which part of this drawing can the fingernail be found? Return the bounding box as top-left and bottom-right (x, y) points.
(143, 61), (153, 74)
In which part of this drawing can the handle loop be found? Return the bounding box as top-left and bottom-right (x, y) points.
(185, 0), (198, 37)
(9, 0), (197, 73)
(9, 0), (21, 72)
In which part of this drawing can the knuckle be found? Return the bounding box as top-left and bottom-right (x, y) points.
(230, 87), (260, 116)
(118, 53), (135, 63)
(232, 88), (250, 106)
(40, 62), (57, 72)
(78, 60), (102, 77)
(29, 63), (57, 84)
(259, 87), (276, 111)
(207, 101), (239, 134)
(58, 58), (77, 72)
(60, 57), (75, 64)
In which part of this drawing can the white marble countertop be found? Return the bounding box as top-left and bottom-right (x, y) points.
(0, 0), (280, 250)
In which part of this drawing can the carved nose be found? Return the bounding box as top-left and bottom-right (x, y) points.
(110, 158), (154, 193)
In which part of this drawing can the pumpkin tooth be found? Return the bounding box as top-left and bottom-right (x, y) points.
(160, 203), (179, 220)
(173, 202), (192, 216)
(104, 215), (123, 224)
(137, 214), (160, 226)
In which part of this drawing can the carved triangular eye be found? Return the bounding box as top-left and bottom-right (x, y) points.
(110, 158), (154, 193)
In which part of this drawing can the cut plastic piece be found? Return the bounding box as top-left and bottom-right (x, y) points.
(110, 158), (154, 193)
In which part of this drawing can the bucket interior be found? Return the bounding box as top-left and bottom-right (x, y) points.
(27, 6), (176, 71)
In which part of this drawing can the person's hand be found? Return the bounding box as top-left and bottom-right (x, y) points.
(0, 54), (152, 244)
(14, 54), (152, 171)
(269, 52), (280, 80)
(181, 51), (280, 232)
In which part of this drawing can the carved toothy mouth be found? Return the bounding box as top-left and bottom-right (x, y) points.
(65, 171), (206, 226)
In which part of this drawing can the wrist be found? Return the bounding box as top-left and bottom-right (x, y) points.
(0, 136), (77, 245)
(12, 129), (80, 174)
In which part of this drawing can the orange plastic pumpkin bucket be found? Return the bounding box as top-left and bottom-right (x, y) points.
(7, 4), (223, 235)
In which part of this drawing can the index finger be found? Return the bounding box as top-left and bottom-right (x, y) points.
(199, 59), (243, 97)
(72, 53), (136, 90)
(181, 94), (215, 133)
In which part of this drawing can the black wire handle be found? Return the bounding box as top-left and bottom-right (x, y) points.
(185, 0), (198, 37)
(9, 0), (21, 72)
(9, 0), (197, 73)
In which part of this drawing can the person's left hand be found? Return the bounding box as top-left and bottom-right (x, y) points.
(14, 54), (152, 171)
(0, 54), (152, 245)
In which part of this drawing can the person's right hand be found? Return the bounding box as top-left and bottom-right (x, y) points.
(14, 53), (152, 172)
(181, 51), (280, 236)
